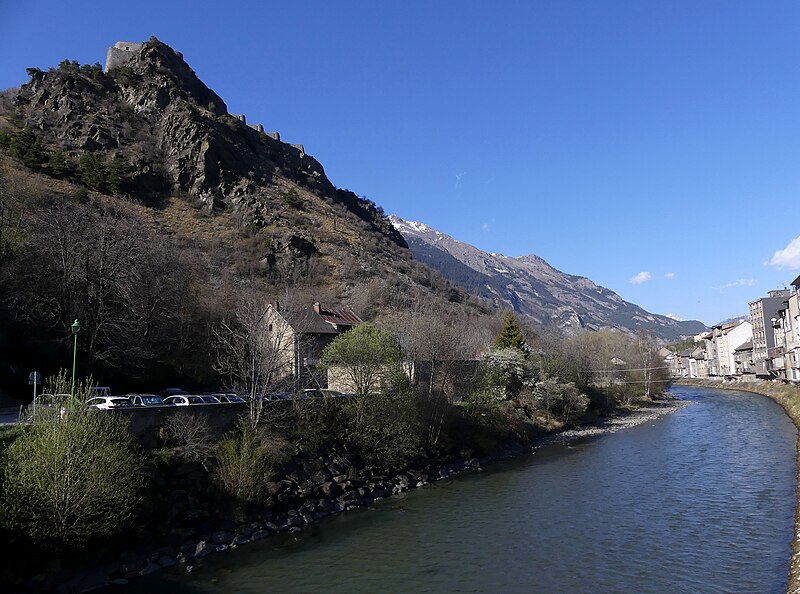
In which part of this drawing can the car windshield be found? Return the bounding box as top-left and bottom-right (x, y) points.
(200, 396), (218, 403)
(187, 396), (204, 404)
(142, 396), (162, 405)
(111, 398), (130, 405)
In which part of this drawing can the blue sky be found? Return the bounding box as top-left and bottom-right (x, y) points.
(2, 1), (799, 326)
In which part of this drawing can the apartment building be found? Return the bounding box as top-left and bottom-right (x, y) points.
(706, 320), (753, 377)
(749, 290), (791, 376)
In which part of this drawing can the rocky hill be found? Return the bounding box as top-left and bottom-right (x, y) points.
(0, 38), (486, 393)
(390, 217), (706, 341)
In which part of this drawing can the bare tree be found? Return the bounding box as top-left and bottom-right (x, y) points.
(637, 331), (657, 401)
(6, 197), (197, 371)
(394, 300), (488, 446)
(0, 164), (25, 266)
(213, 290), (300, 428)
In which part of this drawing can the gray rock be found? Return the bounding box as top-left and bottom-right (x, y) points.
(74, 568), (109, 593)
(211, 530), (234, 545)
(235, 523), (257, 537)
(232, 534), (250, 546)
(140, 562), (161, 576)
(118, 552), (148, 574)
(193, 540), (213, 559)
(251, 530), (269, 541)
(158, 556), (176, 568)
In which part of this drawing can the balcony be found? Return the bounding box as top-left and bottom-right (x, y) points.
(769, 346), (785, 359)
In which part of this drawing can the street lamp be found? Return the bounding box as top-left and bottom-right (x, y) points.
(71, 319), (80, 400)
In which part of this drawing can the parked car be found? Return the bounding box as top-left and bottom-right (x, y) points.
(128, 393), (170, 407)
(264, 392), (292, 401)
(198, 395), (221, 404)
(163, 395), (206, 406)
(297, 388), (323, 399)
(23, 393), (67, 421)
(88, 386), (112, 398)
(215, 394), (246, 404)
(87, 396), (133, 410)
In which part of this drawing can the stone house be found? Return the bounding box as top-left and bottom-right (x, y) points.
(705, 320), (752, 377)
(749, 290), (791, 376)
(733, 341), (755, 376)
(265, 302), (363, 389)
(770, 276), (800, 382)
(677, 347), (707, 379)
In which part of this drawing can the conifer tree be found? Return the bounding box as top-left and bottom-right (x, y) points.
(47, 149), (67, 178)
(79, 152), (106, 191)
(107, 153), (129, 194)
(494, 311), (525, 352)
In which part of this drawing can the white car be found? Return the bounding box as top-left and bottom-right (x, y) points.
(163, 395), (207, 406)
(87, 396), (132, 410)
(128, 393), (170, 407)
(214, 393), (246, 404)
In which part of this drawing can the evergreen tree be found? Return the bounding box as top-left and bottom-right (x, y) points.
(79, 152), (106, 191)
(107, 153), (129, 193)
(46, 149), (67, 178)
(23, 136), (45, 169)
(495, 311), (526, 352)
(9, 127), (36, 162)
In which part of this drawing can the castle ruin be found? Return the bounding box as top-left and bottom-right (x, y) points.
(104, 41), (143, 72)
(104, 40), (305, 158)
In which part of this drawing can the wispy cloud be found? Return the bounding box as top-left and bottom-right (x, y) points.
(455, 172), (467, 189)
(481, 222), (490, 232)
(768, 236), (800, 269)
(664, 272), (676, 280)
(719, 278), (756, 290)
(629, 271), (652, 285)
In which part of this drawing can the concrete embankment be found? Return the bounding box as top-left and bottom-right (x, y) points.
(676, 378), (800, 594)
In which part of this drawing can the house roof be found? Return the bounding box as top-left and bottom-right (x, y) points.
(282, 303), (363, 335)
(316, 305), (363, 327)
(734, 341), (753, 352)
(679, 348), (695, 357)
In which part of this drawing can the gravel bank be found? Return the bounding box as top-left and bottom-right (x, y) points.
(535, 399), (689, 448)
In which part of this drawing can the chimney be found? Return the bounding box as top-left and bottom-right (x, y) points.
(313, 302), (321, 314)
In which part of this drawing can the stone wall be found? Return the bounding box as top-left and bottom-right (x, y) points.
(104, 41), (143, 72)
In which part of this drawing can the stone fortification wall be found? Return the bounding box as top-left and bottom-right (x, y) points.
(104, 41), (143, 72)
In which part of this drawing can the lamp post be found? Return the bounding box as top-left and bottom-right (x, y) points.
(71, 319), (80, 400)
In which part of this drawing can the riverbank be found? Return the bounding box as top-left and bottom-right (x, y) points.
(3, 397), (688, 592)
(536, 398), (689, 447)
(676, 378), (800, 594)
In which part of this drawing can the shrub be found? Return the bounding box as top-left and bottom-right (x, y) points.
(162, 412), (214, 463)
(0, 406), (144, 547)
(214, 425), (288, 502)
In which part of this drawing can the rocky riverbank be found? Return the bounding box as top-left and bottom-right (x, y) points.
(6, 398), (687, 593)
(676, 378), (800, 594)
(535, 399), (689, 447)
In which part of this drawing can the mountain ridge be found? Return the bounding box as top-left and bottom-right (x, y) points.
(390, 216), (706, 341)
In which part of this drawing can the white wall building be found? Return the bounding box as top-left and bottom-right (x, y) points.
(706, 320), (753, 377)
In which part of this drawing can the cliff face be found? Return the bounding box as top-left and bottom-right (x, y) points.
(13, 37), (405, 247)
(390, 216), (707, 341)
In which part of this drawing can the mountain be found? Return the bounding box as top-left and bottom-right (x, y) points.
(389, 217), (706, 341)
(0, 38), (486, 392)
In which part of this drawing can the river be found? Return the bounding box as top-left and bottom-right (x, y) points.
(123, 386), (797, 593)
